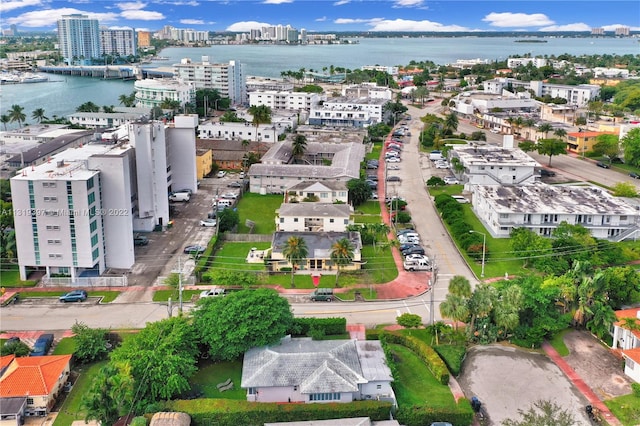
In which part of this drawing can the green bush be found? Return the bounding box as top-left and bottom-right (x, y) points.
(433, 345), (467, 376)
(291, 317), (347, 336)
(381, 332), (449, 385)
(395, 400), (474, 426)
(632, 382), (640, 398)
(164, 399), (392, 426)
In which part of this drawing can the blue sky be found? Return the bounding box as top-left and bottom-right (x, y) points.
(1, 0), (639, 33)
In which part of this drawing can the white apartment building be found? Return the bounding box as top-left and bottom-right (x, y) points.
(10, 116), (198, 281)
(248, 90), (323, 111)
(246, 77), (294, 92)
(285, 181), (349, 204)
(529, 81), (600, 107)
(471, 183), (639, 240)
(360, 65), (399, 75)
(100, 27), (137, 57)
(172, 56), (247, 105)
(309, 97), (386, 127)
(483, 78), (530, 94)
(134, 78), (195, 109)
(453, 92), (538, 116)
(507, 57), (548, 68)
(342, 84), (393, 101)
(449, 143), (539, 187)
(592, 67), (630, 78)
(67, 108), (152, 129)
(197, 110), (297, 142)
(276, 203), (352, 232)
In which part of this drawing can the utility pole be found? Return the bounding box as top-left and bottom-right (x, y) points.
(429, 278), (434, 325)
(178, 256), (183, 315)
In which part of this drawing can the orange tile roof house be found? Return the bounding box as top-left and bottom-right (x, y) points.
(611, 308), (640, 383)
(566, 130), (618, 154)
(0, 355), (72, 416)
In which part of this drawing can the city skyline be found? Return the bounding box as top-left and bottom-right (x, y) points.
(1, 0), (639, 34)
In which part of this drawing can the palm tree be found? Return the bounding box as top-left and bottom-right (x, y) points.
(468, 284), (497, 331)
(282, 236), (308, 287)
(291, 134), (307, 163)
(506, 116), (524, 137)
(247, 105), (272, 141)
(443, 112), (459, 135)
(439, 293), (469, 331)
(448, 275), (472, 298)
(8, 104), (26, 128)
(330, 238), (355, 285)
(160, 98), (181, 117)
(0, 114), (10, 130)
(553, 128), (567, 140)
(493, 285), (524, 335)
(537, 123), (553, 139)
(31, 108), (48, 123)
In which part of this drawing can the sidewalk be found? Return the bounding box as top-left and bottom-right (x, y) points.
(542, 341), (622, 426)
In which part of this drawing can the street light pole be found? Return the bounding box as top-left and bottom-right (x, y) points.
(469, 230), (486, 278)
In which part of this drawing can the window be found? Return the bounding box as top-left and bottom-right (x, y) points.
(46, 225), (61, 231)
(48, 253), (63, 259)
(27, 398), (34, 405)
(309, 392), (340, 401)
(279, 218), (284, 223)
(47, 239), (61, 245)
(91, 234), (99, 247)
(87, 192), (95, 205)
(329, 219), (334, 223)
(248, 387), (256, 395)
(90, 220), (97, 233)
(43, 196), (57, 202)
(377, 384), (382, 389)
(87, 177), (94, 190)
(294, 218), (298, 222)
(42, 182), (56, 188)
(92, 248), (100, 261)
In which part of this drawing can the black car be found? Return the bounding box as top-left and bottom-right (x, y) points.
(630, 172), (640, 179)
(399, 243), (418, 252)
(402, 246), (425, 256)
(227, 181), (243, 188)
(30, 333), (54, 356)
(386, 176), (402, 182)
(539, 168), (556, 177)
(596, 161), (610, 169)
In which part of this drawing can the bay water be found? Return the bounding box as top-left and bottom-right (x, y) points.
(2, 36), (638, 124)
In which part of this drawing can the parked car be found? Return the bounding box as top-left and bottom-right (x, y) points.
(200, 288), (225, 298)
(30, 333), (54, 356)
(388, 164), (400, 170)
(199, 219), (217, 227)
(596, 161), (610, 169)
(217, 170), (227, 178)
(239, 171), (245, 179)
(399, 243), (418, 252)
(59, 289), (88, 303)
(402, 246), (425, 256)
(490, 128), (500, 134)
(227, 181), (243, 188)
(133, 234), (149, 246)
(169, 192), (190, 202)
(386, 176), (402, 182)
(398, 231), (419, 239)
(221, 192), (238, 200)
(366, 179), (377, 189)
(443, 176), (459, 185)
(405, 254), (430, 262)
(435, 161), (450, 169)
(184, 245), (206, 254)
(366, 163), (379, 169)
(397, 229), (417, 236)
(630, 172), (640, 179)
(452, 195), (470, 204)
(310, 288), (334, 302)
(539, 168), (556, 177)
(174, 188), (192, 195)
(386, 157), (401, 163)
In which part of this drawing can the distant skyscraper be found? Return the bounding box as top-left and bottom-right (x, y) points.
(591, 27), (605, 36)
(10, 25), (18, 36)
(57, 14), (101, 65)
(615, 26), (630, 36)
(137, 31), (151, 48)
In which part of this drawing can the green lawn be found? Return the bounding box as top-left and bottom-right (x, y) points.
(189, 359), (246, 400)
(53, 361), (107, 426)
(236, 193), (283, 234)
(52, 337), (77, 355)
(604, 393), (640, 426)
(361, 245), (398, 284)
(200, 242), (271, 273)
(0, 263), (37, 287)
(356, 200), (383, 215)
(389, 343), (457, 408)
(352, 214), (382, 224)
(549, 329), (571, 356)
(153, 289), (201, 302)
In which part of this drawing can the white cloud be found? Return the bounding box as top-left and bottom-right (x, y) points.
(392, 0), (424, 8)
(333, 0), (350, 5)
(5, 7), (119, 28)
(153, 0), (199, 5)
(116, 1), (147, 11)
(180, 18), (204, 24)
(120, 9), (165, 20)
(539, 23), (591, 32)
(315, 16), (327, 22)
(602, 24), (638, 31)
(262, 0), (293, 3)
(226, 20), (272, 31)
(482, 12), (554, 28)
(0, 0), (42, 13)
(334, 17), (471, 32)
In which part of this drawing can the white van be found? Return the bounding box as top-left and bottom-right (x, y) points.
(429, 151), (443, 161)
(214, 199), (234, 208)
(200, 287), (225, 298)
(169, 192), (190, 202)
(403, 259), (432, 271)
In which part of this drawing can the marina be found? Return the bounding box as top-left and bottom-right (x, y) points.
(0, 72), (51, 85)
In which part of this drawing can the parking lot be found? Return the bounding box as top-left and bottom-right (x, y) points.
(122, 171), (246, 293)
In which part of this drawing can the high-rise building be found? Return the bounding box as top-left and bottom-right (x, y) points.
(137, 31), (151, 47)
(615, 27), (630, 36)
(100, 27), (137, 57)
(57, 14), (101, 65)
(591, 27), (605, 36)
(172, 56), (247, 105)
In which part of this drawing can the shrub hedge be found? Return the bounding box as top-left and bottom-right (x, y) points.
(291, 317), (347, 336)
(381, 332), (449, 385)
(164, 399), (392, 426)
(395, 400), (474, 426)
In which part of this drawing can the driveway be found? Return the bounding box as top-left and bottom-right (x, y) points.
(458, 345), (592, 426)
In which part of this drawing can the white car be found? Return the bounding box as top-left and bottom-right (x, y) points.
(435, 162), (450, 169)
(217, 171), (227, 178)
(386, 157), (401, 163)
(490, 128), (500, 134)
(388, 164), (400, 170)
(239, 171), (245, 179)
(405, 254), (430, 262)
(443, 176), (460, 185)
(398, 235), (420, 244)
(199, 219), (217, 227)
(220, 193), (238, 200)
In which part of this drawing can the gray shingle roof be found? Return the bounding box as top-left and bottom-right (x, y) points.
(241, 337), (370, 393)
(287, 180), (347, 192)
(278, 203), (351, 218)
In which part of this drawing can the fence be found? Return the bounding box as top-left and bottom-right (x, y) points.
(221, 234), (273, 243)
(41, 275), (129, 287)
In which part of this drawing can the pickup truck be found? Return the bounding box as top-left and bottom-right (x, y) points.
(403, 259), (432, 272)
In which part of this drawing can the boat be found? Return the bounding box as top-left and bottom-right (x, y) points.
(20, 73), (49, 83)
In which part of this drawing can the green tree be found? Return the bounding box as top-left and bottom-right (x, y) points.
(347, 178), (372, 207)
(31, 108), (48, 123)
(518, 140), (537, 152)
(592, 134), (620, 161)
(160, 98), (181, 116)
(75, 101), (100, 113)
(537, 123), (553, 139)
(536, 138), (566, 166)
(292, 134), (308, 162)
(443, 112), (459, 135)
(109, 316), (199, 401)
(397, 313), (423, 328)
(8, 104), (26, 127)
(248, 104), (272, 141)
(612, 181), (639, 197)
(0, 114), (10, 130)
(622, 127), (640, 167)
(192, 288), (294, 360)
(448, 275), (472, 298)
(330, 237), (355, 285)
(502, 399), (575, 426)
(439, 293), (469, 331)
(468, 283), (498, 332)
(71, 321), (108, 364)
(218, 207), (239, 233)
(118, 92), (136, 107)
(510, 227), (552, 269)
(82, 362), (135, 426)
(0, 340), (31, 357)
(553, 128), (567, 140)
(493, 285), (524, 335)
(283, 236), (308, 286)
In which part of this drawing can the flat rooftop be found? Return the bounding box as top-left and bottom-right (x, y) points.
(452, 145), (538, 167)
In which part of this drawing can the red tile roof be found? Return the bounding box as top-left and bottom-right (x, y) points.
(0, 354), (15, 371)
(614, 308), (640, 340)
(622, 347), (640, 364)
(0, 355), (71, 397)
(567, 131), (617, 137)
